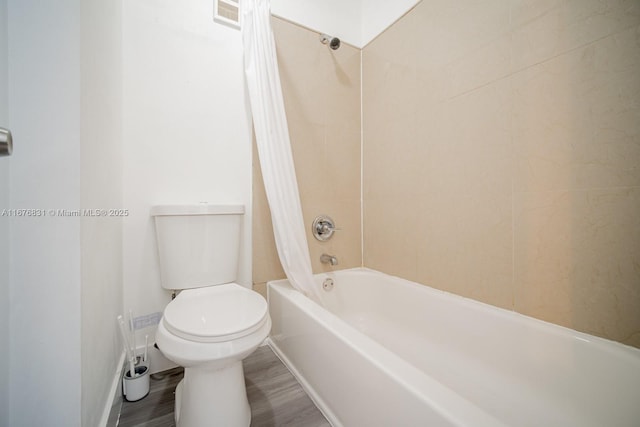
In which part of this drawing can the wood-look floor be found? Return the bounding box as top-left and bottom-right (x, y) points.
(117, 346), (330, 427)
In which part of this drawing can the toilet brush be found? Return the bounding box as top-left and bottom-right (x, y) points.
(118, 315), (136, 378)
(129, 310), (137, 363)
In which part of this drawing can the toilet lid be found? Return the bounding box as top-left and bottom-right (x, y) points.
(163, 283), (269, 343)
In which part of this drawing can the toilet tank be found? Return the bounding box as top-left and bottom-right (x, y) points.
(151, 204), (244, 290)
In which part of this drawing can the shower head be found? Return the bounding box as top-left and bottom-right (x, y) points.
(320, 34), (341, 50)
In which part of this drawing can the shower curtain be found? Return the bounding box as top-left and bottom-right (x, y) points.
(241, 0), (323, 303)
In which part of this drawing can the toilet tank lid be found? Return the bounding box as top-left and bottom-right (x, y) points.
(151, 204), (244, 216)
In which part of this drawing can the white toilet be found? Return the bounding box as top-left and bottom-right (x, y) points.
(151, 204), (271, 427)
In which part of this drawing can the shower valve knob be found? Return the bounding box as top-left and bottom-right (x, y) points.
(312, 215), (339, 241)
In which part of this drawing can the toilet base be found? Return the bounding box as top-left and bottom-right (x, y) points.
(175, 360), (251, 427)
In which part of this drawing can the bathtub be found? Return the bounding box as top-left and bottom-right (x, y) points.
(267, 268), (640, 427)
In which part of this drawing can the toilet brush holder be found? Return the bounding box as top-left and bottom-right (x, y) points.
(123, 364), (150, 402)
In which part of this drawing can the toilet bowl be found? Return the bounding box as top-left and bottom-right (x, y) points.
(156, 284), (271, 426)
(151, 204), (271, 427)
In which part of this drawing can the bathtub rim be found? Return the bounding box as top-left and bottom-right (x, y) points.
(284, 267), (640, 359)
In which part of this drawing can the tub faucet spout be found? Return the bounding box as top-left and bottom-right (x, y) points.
(320, 253), (339, 266)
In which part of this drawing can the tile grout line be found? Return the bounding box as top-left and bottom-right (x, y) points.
(360, 48), (364, 267)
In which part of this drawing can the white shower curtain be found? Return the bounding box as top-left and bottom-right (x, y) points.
(241, 0), (323, 303)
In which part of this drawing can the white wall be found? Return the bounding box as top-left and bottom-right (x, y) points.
(122, 0), (252, 358)
(0, 0), (9, 424)
(271, 0), (420, 47)
(80, 0), (123, 426)
(8, 0), (82, 425)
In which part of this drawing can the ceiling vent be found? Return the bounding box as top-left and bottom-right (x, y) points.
(214, 0), (240, 29)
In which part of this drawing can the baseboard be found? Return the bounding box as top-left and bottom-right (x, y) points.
(266, 338), (340, 427)
(99, 350), (126, 427)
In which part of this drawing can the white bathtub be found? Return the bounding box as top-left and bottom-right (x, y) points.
(267, 268), (640, 427)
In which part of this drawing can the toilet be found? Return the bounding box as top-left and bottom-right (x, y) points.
(151, 204), (271, 427)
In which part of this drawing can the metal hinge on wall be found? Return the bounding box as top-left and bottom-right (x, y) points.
(0, 127), (12, 156)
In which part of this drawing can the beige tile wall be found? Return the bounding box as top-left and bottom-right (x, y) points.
(252, 17), (362, 295)
(363, 1), (640, 347)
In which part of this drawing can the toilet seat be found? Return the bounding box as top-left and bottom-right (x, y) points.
(163, 283), (269, 343)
